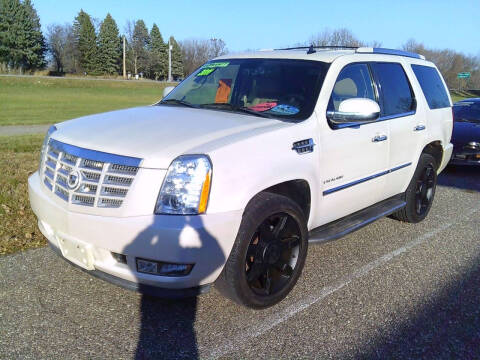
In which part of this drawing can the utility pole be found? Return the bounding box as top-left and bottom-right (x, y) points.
(168, 38), (172, 82)
(122, 35), (126, 79)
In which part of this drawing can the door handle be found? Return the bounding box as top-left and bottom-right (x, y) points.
(414, 124), (426, 131)
(372, 134), (388, 142)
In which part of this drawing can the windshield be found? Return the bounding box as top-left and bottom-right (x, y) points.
(454, 101), (480, 123)
(159, 58), (329, 121)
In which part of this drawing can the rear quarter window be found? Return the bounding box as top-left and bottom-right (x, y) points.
(411, 65), (450, 109)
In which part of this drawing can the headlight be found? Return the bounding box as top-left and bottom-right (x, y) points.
(39, 125), (57, 171)
(155, 155), (212, 215)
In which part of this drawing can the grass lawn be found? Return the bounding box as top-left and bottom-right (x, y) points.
(0, 134), (46, 255)
(0, 76), (173, 125)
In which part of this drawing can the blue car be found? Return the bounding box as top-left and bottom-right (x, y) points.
(451, 98), (480, 165)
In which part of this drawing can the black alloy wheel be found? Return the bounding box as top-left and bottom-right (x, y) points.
(245, 213), (301, 296)
(391, 153), (438, 223)
(215, 192), (308, 308)
(415, 163), (436, 216)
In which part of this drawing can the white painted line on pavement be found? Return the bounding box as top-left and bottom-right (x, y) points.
(206, 207), (480, 359)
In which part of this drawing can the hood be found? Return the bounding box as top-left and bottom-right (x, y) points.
(53, 105), (287, 168)
(452, 121), (480, 150)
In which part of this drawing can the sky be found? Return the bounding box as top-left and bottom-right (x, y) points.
(34, 0), (479, 56)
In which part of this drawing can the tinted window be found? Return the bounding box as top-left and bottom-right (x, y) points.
(411, 65), (450, 109)
(372, 63), (415, 116)
(162, 59), (329, 121)
(328, 63), (375, 111)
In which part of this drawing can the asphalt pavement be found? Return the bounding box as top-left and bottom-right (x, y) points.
(1, 166), (479, 359)
(0, 124), (51, 136)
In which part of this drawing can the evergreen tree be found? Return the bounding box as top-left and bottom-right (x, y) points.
(169, 36), (183, 79)
(22, 0), (45, 70)
(0, 0), (20, 67)
(148, 23), (167, 80)
(131, 19), (149, 75)
(73, 10), (97, 73)
(97, 13), (120, 74)
(0, 0), (45, 72)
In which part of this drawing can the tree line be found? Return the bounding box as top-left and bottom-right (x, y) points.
(48, 10), (184, 80)
(0, 0), (228, 80)
(308, 28), (480, 89)
(0, 1), (478, 88)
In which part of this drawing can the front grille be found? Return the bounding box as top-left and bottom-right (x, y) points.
(41, 139), (142, 208)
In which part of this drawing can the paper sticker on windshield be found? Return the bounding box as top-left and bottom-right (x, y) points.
(249, 102), (277, 112)
(197, 68), (216, 76)
(269, 104), (300, 115)
(203, 62), (230, 68)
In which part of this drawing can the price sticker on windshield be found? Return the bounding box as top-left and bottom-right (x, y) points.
(197, 68), (216, 76)
(203, 62), (230, 68)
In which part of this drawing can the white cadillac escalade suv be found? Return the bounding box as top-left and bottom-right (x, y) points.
(29, 47), (453, 308)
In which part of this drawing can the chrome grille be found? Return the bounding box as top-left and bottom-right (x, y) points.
(41, 139), (141, 208)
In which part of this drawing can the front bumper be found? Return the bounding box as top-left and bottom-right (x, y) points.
(28, 171), (242, 291)
(449, 151), (480, 166)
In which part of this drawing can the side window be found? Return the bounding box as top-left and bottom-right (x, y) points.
(328, 63), (375, 111)
(411, 65), (450, 109)
(372, 63), (415, 116)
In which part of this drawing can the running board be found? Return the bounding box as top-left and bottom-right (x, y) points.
(308, 195), (406, 244)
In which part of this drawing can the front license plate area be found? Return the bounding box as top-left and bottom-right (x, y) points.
(58, 237), (94, 270)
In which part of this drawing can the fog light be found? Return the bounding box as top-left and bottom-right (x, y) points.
(136, 258), (193, 277)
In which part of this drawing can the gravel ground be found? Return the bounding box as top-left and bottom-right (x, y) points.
(0, 168), (479, 359)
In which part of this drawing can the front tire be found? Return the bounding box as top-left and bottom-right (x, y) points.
(216, 192), (308, 309)
(392, 153), (437, 223)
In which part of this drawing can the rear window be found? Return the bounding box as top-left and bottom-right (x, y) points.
(411, 65), (450, 109)
(371, 63), (415, 117)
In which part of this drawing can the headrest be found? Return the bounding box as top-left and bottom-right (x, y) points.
(333, 78), (357, 97)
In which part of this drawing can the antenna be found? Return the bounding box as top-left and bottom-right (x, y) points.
(307, 45), (316, 54)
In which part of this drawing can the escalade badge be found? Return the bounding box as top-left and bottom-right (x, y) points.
(67, 169), (81, 190)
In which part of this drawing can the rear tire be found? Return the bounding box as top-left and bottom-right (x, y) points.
(391, 153), (437, 223)
(215, 192), (308, 309)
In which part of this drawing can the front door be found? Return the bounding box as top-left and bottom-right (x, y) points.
(318, 63), (390, 225)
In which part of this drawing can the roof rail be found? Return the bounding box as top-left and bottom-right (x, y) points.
(356, 47), (426, 60)
(274, 45), (425, 60)
(275, 45), (359, 51)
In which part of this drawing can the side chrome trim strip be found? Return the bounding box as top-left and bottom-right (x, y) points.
(323, 162), (412, 195)
(378, 111), (415, 122)
(49, 138), (142, 167)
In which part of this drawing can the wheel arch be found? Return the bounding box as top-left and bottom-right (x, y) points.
(421, 140), (443, 169)
(255, 179), (312, 223)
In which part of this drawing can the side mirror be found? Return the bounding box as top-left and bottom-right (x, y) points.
(326, 98), (380, 127)
(162, 86), (175, 98)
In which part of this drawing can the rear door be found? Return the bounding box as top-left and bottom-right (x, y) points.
(370, 62), (422, 197)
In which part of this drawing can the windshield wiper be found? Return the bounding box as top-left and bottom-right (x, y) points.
(234, 106), (274, 118)
(200, 103), (273, 118)
(159, 99), (199, 108)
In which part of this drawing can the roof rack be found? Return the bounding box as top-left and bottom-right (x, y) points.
(356, 47), (425, 60)
(274, 45), (425, 60)
(276, 45), (359, 51)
